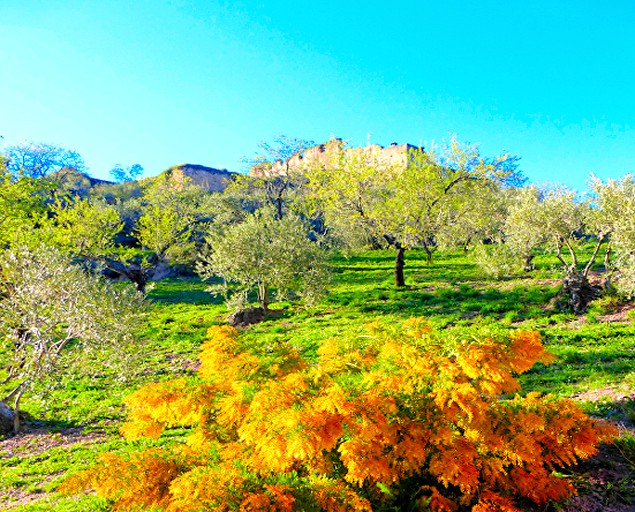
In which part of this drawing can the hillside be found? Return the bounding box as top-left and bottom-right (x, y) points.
(48, 168), (114, 196)
(162, 163), (237, 192)
(1, 249), (633, 511)
(44, 163), (238, 197)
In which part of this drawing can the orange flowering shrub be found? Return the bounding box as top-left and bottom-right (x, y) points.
(61, 320), (616, 511)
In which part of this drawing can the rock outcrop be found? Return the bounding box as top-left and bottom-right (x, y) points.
(43, 163), (237, 196)
(164, 164), (237, 193)
(226, 307), (266, 327)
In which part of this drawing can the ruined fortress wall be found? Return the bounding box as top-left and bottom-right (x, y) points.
(251, 139), (420, 177)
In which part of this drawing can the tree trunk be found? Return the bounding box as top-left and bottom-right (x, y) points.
(275, 198), (284, 221)
(105, 257), (157, 294)
(369, 235), (383, 250)
(126, 268), (150, 294)
(12, 388), (25, 434)
(394, 246), (406, 287)
(603, 244), (615, 293)
(258, 284), (269, 310)
(560, 273), (601, 315)
(0, 400), (15, 436)
(421, 240), (433, 263)
(523, 253), (535, 272)
(383, 235), (407, 287)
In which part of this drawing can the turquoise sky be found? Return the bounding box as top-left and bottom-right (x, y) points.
(2, 1), (635, 191)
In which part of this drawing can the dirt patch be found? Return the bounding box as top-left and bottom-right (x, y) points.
(560, 384), (635, 511)
(558, 441), (635, 512)
(1, 424), (107, 510)
(1, 425), (105, 460)
(2, 474), (62, 510)
(598, 302), (635, 323)
(572, 385), (635, 407)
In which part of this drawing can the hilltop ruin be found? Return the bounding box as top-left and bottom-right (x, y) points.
(250, 139), (421, 177)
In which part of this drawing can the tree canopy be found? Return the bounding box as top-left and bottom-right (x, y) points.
(303, 138), (522, 286)
(48, 173), (208, 292)
(197, 208), (329, 311)
(2, 141), (86, 178)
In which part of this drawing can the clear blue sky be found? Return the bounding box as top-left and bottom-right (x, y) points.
(2, 1), (635, 191)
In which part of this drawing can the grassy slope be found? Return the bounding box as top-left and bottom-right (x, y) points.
(1, 249), (634, 510)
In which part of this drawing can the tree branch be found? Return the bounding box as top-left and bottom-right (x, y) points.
(583, 234), (607, 277)
(563, 237), (578, 269)
(554, 239), (569, 271)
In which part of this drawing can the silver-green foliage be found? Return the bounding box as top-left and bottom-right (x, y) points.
(303, 137), (520, 287)
(477, 186), (600, 279)
(0, 245), (145, 432)
(472, 243), (527, 280)
(591, 174), (635, 297)
(197, 210), (329, 310)
(48, 173), (209, 292)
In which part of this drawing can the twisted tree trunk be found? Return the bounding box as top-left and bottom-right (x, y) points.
(0, 400), (16, 436)
(105, 258), (157, 294)
(258, 284), (270, 310)
(555, 235), (606, 314)
(560, 273), (601, 315)
(383, 234), (406, 287)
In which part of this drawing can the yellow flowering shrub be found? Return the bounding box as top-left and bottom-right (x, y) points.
(61, 319), (616, 511)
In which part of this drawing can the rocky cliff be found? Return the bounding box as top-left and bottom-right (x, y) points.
(164, 164), (237, 192)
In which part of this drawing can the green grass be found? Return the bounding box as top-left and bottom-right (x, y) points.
(2, 248), (635, 511)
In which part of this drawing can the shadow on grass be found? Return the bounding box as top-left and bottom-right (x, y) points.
(328, 280), (560, 323)
(147, 278), (222, 305)
(19, 418), (81, 434)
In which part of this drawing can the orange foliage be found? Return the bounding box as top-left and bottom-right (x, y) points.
(61, 320), (617, 511)
(60, 449), (187, 511)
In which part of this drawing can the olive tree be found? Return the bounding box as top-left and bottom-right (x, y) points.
(437, 178), (516, 253)
(0, 160), (50, 248)
(232, 135), (315, 220)
(197, 209), (329, 311)
(305, 138), (520, 287)
(473, 186), (554, 279)
(0, 245), (144, 434)
(50, 173), (207, 292)
(591, 174), (635, 297)
(482, 186), (608, 313)
(380, 143), (520, 270)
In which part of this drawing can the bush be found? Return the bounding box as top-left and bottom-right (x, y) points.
(61, 319), (616, 511)
(472, 243), (526, 280)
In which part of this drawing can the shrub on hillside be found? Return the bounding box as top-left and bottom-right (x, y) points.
(472, 243), (527, 280)
(61, 319), (616, 511)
